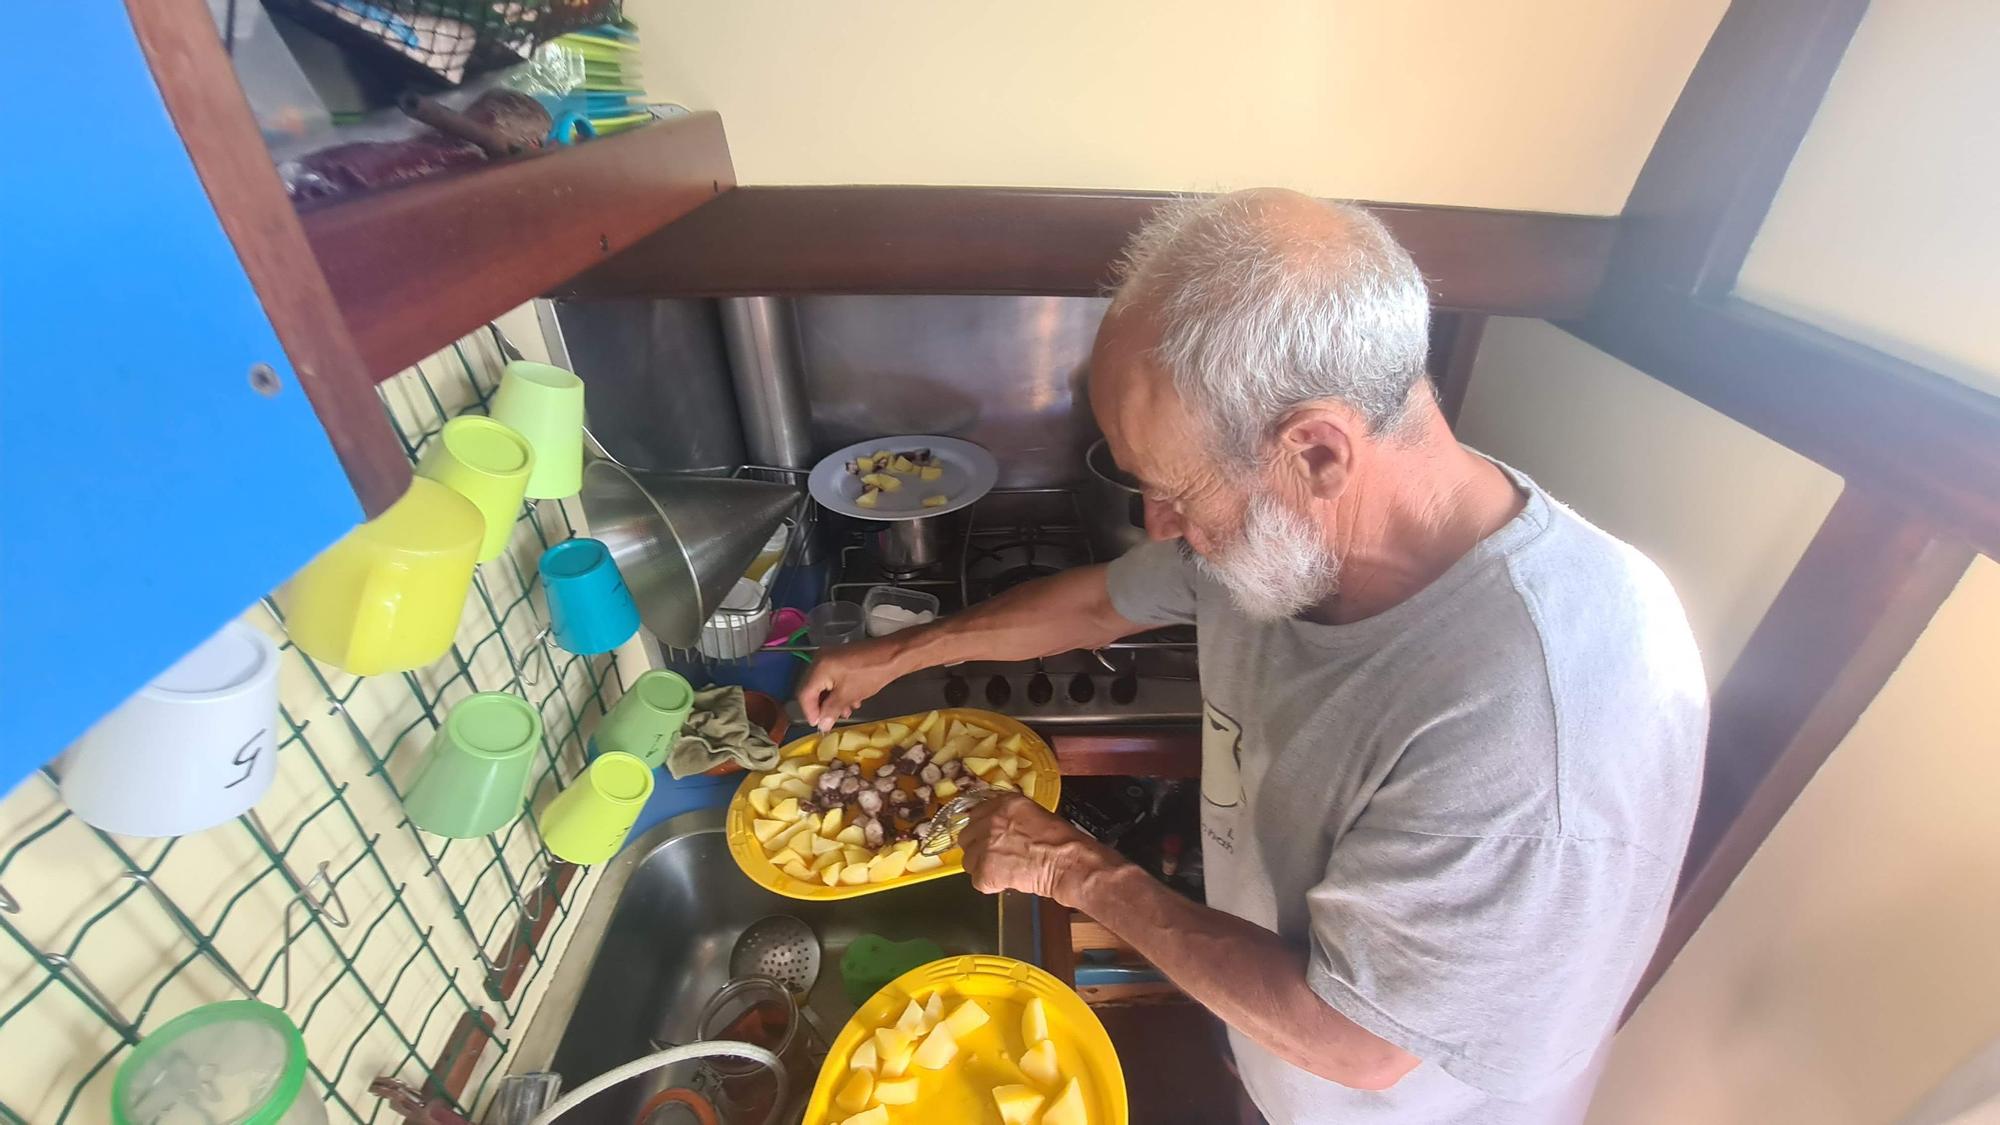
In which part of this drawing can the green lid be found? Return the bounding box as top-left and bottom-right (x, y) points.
(112, 1001), (308, 1125)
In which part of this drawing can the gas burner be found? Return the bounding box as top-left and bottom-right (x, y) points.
(964, 537), (1089, 604)
(984, 563), (1060, 598)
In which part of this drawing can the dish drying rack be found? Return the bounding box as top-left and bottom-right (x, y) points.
(657, 465), (817, 668)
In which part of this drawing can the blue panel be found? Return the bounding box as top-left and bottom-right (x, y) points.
(0, 10), (363, 784)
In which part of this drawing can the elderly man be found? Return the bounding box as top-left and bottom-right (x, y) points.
(799, 189), (1705, 1124)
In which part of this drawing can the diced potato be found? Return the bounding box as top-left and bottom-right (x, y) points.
(974, 733), (1000, 756)
(989, 779), (1017, 793)
(767, 846), (802, 869)
(843, 846), (873, 866)
(1022, 1039), (1061, 1089)
(853, 454), (878, 474)
(811, 847), (844, 873)
(786, 737), (820, 760)
(838, 1107), (888, 1125)
(1042, 1076), (1087, 1125)
(850, 1039), (878, 1072)
(799, 812), (822, 835)
(758, 773), (788, 790)
(860, 472), (902, 492)
(889, 455), (916, 474)
(866, 728), (898, 750)
(924, 991), (946, 1027)
(916, 710), (943, 735)
(889, 839), (919, 859)
(963, 756), (999, 778)
(1001, 733), (1026, 753)
(771, 797), (800, 821)
(840, 864), (871, 886)
(1021, 773), (1039, 800)
(932, 737), (967, 765)
(895, 999), (929, 1037)
(817, 740), (840, 763)
(907, 852), (944, 873)
(820, 862), (844, 886)
(867, 850), (909, 882)
(796, 764), (828, 783)
(870, 449), (893, 462)
(919, 465), (944, 482)
(874, 1028), (915, 1078)
(748, 789), (775, 816)
(885, 722), (912, 742)
(751, 818), (789, 844)
(821, 808), (845, 837)
(856, 489), (880, 509)
(835, 826), (867, 846)
(781, 858), (815, 881)
(836, 1067), (875, 1113)
(992, 1084), (1045, 1125)
(1023, 998), (1050, 1045)
(873, 1076), (918, 1105)
(913, 1022), (958, 1070)
(942, 998), (990, 1038)
(777, 778), (813, 799)
(922, 495), (949, 508)
(809, 834), (842, 857)
(997, 756), (1023, 779)
(946, 720), (970, 741)
(837, 729), (869, 753)
(933, 778), (959, 800)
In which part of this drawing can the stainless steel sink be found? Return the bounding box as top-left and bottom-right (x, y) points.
(516, 806), (1038, 1123)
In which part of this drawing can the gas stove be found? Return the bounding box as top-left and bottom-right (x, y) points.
(829, 488), (1202, 725)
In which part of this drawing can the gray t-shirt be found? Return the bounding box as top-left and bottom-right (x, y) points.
(1106, 461), (1706, 1125)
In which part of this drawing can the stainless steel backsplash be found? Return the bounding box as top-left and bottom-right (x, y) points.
(552, 295), (1109, 486)
(793, 295), (1109, 487)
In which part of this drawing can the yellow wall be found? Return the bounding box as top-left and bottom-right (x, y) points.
(1736, 0), (2000, 395)
(634, 0), (1726, 214)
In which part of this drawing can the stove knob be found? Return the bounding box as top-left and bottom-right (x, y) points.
(985, 676), (1012, 708)
(1067, 674), (1095, 704)
(1027, 672), (1054, 705)
(1110, 673), (1139, 705)
(944, 673), (970, 707)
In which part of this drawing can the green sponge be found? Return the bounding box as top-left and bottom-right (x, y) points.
(840, 935), (947, 1005)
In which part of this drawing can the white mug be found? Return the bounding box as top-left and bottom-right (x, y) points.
(60, 621), (283, 837)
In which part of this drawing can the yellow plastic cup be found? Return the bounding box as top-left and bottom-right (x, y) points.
(537, 750), (655, 865)
(416, 416), (535, 561)
(282, 478), (483, 676)
(488, 361), (585, 500)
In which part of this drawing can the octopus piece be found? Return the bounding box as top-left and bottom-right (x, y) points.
(919, 763), (943, 785)
(871, 776), (897, 794)
(875, 764), (898, 779)
(939, 760), (964, 779)
(816, 771), (842, 792)
(894, 755), (923, 776)
(855, 789), (885, 816)
(838, 776), (862, 797)
(862, 817), (887, 848)
(899, 744), (930, 767)
(913, 784), (933, 803)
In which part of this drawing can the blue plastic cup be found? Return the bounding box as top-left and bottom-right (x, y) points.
(540, 538), (641, 655)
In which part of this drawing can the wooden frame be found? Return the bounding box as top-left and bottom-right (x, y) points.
(559, 185), (1618, 319)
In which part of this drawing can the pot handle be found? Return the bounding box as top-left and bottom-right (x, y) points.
(1127, 494), (1147, 529)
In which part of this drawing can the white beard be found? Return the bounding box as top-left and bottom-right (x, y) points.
(1188, 492), (1341, 621)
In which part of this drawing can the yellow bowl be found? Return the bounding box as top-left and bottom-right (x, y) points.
(724, 709), (1061, 901)
(801, 954), (1127, 1125)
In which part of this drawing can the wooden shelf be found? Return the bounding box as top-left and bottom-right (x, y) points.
(301, 113), (737, 381)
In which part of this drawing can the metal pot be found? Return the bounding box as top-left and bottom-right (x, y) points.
(1082, 438), (1149, 561)
(871, 512), (958, 575)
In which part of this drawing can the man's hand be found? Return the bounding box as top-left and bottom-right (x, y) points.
(958, 794), (1122, 903)
(796, 636), (907, 730)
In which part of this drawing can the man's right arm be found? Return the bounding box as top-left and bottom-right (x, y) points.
(798, 564), (1140, 729)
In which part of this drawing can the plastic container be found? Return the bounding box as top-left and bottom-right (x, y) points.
(113, 1000), (328, 1125)
(60, 621), (282, 838)
(415, 415), (534, 561)
(700, 578), (774, 659)
(541, 538), (641, 656)
(744, 523), (789, 584)
(488, 361), (586, 500)
(400, 692), (539, 838)
(805, 601), (866, 649)
(861, 586), (940, 638)
(596, 670), (696, 769)
(538, 751), (655, 865)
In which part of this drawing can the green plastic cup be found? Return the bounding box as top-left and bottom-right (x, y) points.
(538, 750), (655, 865)
(402, 692), (541, 838)
(594, 669), (695, 768)
(488, 360), (585, 500)
(416, 415), (535, 562)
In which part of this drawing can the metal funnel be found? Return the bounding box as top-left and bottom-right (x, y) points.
(579, 462), (800, 648)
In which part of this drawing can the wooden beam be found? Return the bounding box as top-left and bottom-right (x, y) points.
(1569, 296), (2000, 559)
(558, 186), (1618, 318)
(128, 0), (409, 514)
(1428, 312), (1488, 428)
(301, 113), (737, 381)
(1626, 486), (1972, 1013)
(1609, 0), (1871, 298)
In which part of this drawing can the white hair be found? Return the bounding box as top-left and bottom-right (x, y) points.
(1111, 191), (1433, 462)
(1186, 491), (1342, 620)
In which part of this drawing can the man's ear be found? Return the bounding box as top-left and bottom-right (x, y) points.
(1274, 405), (1358, 502)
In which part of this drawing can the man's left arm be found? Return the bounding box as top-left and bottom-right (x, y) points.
(959, 795), (1418, 1091)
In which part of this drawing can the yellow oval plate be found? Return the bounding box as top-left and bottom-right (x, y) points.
(802, 954), (1127, 1125)
(725, 709), (1062, 901)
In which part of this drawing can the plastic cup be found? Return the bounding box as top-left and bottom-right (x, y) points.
(60, 621), (282, 838)
(538, 750), (655, 865)
(594, 669), (695, 768)
(540, 538), (640, 656)
(400, 692), (541, 838)
(113, 1000), (327, 1125)
(488, 360), (585, 501)
(281, 478), (483, 676)
(416, 415), (535, 562)
(806, 601), (867, 648)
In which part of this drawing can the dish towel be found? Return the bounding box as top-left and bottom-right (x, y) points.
(664, 685), (781, 779)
